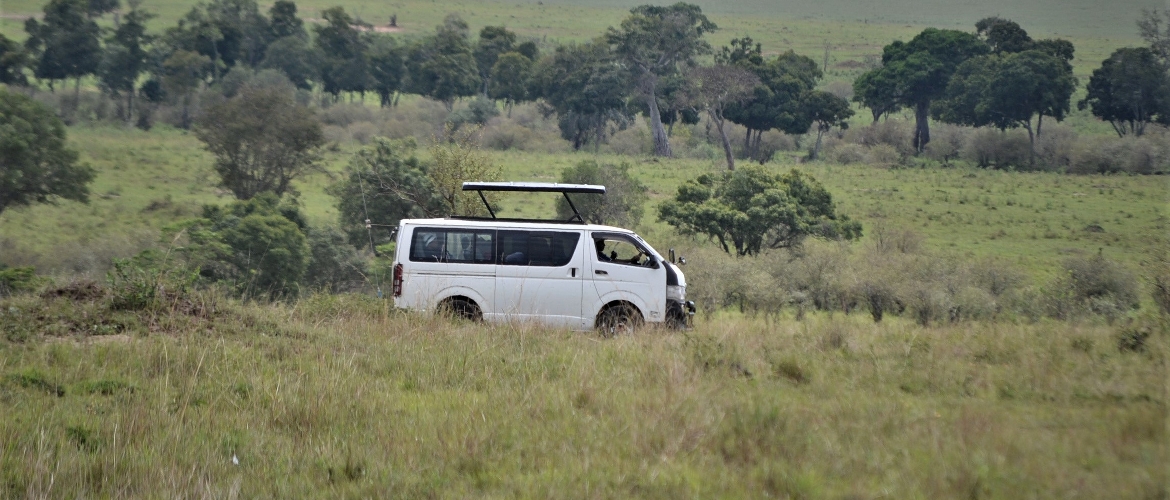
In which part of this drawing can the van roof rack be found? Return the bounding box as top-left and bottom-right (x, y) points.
(460, 181), (606, 223)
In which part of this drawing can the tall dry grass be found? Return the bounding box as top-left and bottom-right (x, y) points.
(0, 283), (1165, 498)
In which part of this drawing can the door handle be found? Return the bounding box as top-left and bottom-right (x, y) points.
(571, 267), (576, 277)
(595, 270), (607, 275)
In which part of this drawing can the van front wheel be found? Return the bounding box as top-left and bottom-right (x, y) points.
(597, 304), (642, 337)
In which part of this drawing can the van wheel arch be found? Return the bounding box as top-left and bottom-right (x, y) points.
(595, 301), (643, 337)
(437, 296), (482, 322)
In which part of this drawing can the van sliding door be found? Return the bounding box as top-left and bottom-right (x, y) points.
(493, 230), (584, 327)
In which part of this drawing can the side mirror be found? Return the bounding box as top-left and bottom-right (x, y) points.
(669, 248), (676, 263)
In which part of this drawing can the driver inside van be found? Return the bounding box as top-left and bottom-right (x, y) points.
(595, 239), (615, 262)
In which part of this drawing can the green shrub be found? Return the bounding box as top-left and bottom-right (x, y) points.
(555, 160), (648, 227)
(0, 266), (39, 296)
(304, 226), (369, 293)
(1044, 252), (1140, 321)
(176, 194), (310, 300)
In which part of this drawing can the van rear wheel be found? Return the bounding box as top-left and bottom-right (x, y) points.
(438, 298), (482, 322)
(597, 303), (642, 337)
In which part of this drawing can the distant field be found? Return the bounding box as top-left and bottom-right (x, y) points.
(0, 0), (1154, 79)
(1, 122), (1166, 283)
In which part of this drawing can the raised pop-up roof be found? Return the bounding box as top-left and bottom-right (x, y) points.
(460, 181), (607, 223)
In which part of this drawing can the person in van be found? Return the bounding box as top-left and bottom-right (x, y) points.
(595, 239), (612, 262)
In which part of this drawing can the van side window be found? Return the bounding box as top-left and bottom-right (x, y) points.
(410, 228), (494, 263)
(498, 230), (580, 266)
(593, 234), (653, 267)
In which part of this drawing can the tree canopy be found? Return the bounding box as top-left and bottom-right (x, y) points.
(658, 166), (860, 256)
(0, 90), (94, 214)
(1078, 47), (1170, 137)
(194, 84), (324, 199)
(403, 14), (480, 110)
(855, 28), (989, 152)
(555, 160), (648, 227)
(328, 138), (443, 249)
(606, 2), (716, 157)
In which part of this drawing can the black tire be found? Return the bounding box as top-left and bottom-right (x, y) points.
(438, 298), (482, 322)
(596, 303), (643, 337)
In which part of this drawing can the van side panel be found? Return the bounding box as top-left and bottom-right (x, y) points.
(491, 230), (584, 327)
(396, 224), (497, 314)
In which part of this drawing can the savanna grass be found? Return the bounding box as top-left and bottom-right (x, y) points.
(1, 286), (1165, 497)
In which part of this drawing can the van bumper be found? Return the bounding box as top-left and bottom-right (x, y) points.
(666, 299), (696, 329)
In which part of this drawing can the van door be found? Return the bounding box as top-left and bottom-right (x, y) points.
(493, 230), (584, 327)
(402, 227), (497, 315)
(585, 232), (664, 324)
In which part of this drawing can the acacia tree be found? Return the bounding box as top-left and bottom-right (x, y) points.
(722, 42), (821, 161)
(529, 40), (631, 150)
(488, 51), (535, 115)
(0, 90), (94, 214)
(474, 26), (516, 96)
(606, 3), (716, 157)
(367, 34), (405, 107)
(99, 5), (154, 122)
(658, 165), (861, 256)
(194, 85), (325, 199)
(404, 14), (480, 110)
(328, 137), (444, 249)
(854, 28), (988, 152)
(1079, 47), (1170, 137)
(314, 7), (369, 100)
(804, 90), (854, 161)
(689, 64), (759, 170)
(24, 0), (102, 96)
(937, 49), (1077, 163)
(1138, 8), (1170, 67)
(0, 34), (28, 85)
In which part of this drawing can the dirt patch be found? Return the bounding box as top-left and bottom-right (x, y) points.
(41, 280), (107, 302)
(834, 59), (867, 69)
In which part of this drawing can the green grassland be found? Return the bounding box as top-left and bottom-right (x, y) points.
(1, 0), (1168, 496)
(0, 290), (1165, 497)
(2, 122), (1166, 282)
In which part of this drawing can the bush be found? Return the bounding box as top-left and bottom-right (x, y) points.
(481, 120), (534, 151)
(830, 143), (868, 164)
(304, 226), (369, 293)
(0, 266), (39, 296)
(555, 160), (648, 227)
(848, 120), (914, 157)
(605, 123), (652, 156)
(1045, 252), (1140, 321)
(924, 123), (968, 165)
(962, 128), (1031, 169)
(176, 193), (311, 300)
(868, 144), (902, 167)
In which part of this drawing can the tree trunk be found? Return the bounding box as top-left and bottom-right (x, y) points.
(709, 109), (735, 171)
(644, 79), (672, 157)
(1024, 120), (1035, 166)
(912, 101), (930, 153)
(812, 127), (825, 160)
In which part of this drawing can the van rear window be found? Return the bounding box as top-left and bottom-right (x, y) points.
(409, 228), (495, 263)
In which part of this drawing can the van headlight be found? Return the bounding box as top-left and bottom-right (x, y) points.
(667, 285), (685, 301)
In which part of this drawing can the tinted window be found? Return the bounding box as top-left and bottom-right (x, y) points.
(498, 230), (581, 266)
(409, 228), (494, 263)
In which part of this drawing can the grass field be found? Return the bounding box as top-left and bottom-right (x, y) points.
(1, 122), (1166, 283)
(1, 0), (1168, 496)
(0, 287), (1166, 497)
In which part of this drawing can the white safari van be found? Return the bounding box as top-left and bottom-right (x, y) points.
(391, 182), (694, 332)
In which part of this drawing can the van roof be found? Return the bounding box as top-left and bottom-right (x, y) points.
(399, 218), (634, 234)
